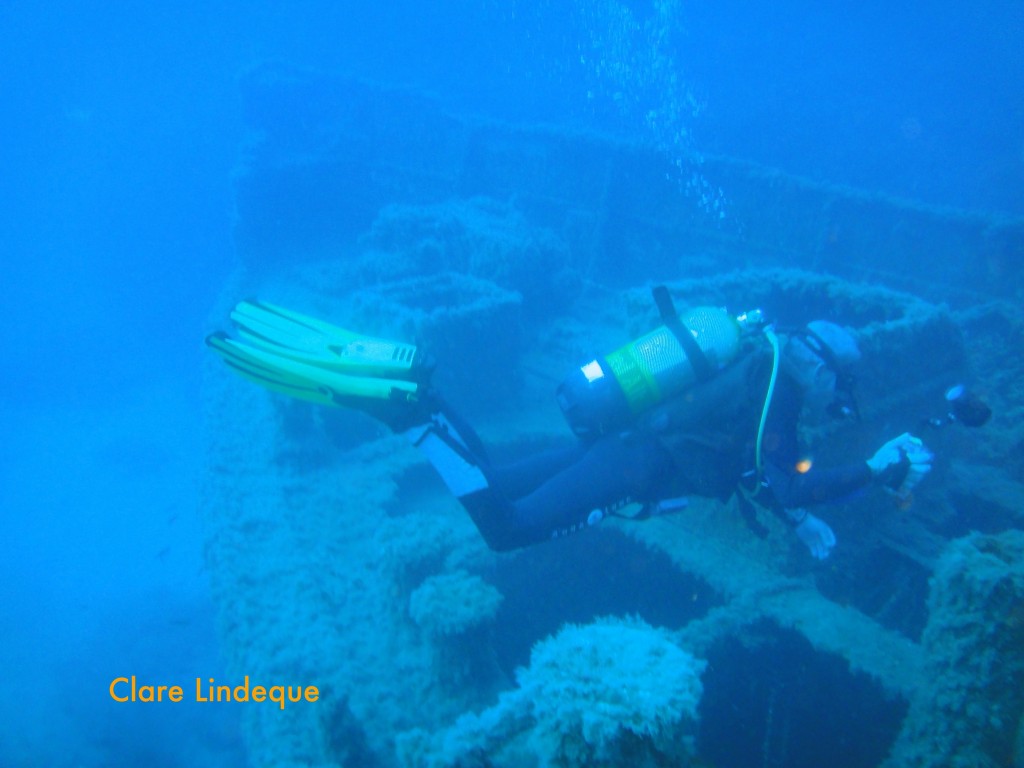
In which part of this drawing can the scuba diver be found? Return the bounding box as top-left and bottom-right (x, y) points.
(207, 288), (934, 559)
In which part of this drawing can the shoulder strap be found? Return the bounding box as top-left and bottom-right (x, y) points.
(651, 285), (713, 382)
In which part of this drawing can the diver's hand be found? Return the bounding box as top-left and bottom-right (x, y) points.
(892, 435), (933, 500)
(867, 433), (912, 477)
(794, 512), (836, 560)
(867, 433), (933, 498)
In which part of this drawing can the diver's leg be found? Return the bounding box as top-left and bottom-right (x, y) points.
(401, 394), (674, 551)
(503, 432), (673, 543)
(454, 432), (674, 551)
(486, 443), (589, 500)
(421, 394), (594, 498)
(402, 394), (585, 498)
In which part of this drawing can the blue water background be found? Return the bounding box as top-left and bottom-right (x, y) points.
(1, 1), (1021, 765)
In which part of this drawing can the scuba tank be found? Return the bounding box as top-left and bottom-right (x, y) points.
(556, 286), (764, 438)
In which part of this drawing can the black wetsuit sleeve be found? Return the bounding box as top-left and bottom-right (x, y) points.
(761, 375), (873, 511)
(763, 456), (873, 509)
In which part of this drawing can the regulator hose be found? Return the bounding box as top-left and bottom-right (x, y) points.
(755, 327), (781, 478)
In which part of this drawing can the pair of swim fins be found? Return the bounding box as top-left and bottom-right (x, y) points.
(206, 301), (424, 408)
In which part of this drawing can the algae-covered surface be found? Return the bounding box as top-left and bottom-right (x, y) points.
(7, 7), (1022, 765)
(200, 83), (1024, 764)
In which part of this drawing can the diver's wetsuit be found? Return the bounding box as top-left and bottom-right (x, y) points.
(458, 431), (677, 551)
(419, 347), (873, 552)
(756, 372), (873, 509)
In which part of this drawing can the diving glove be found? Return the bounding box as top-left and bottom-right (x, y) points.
(793, 511), (836, 560)
(867, 432), (933, 500)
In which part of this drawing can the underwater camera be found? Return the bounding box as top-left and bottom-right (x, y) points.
(926, 384), (992, 429)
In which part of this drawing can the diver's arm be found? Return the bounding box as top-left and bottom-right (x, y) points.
(762, 458), (873, 509)
(759, 374), (873, 510)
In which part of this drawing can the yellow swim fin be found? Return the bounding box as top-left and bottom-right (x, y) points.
(206, 331), (419, 406)
(230, 300), (418, 379)
(206, 300), (425, 408)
